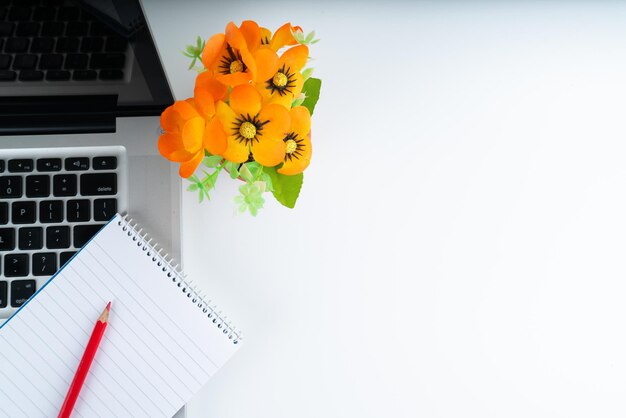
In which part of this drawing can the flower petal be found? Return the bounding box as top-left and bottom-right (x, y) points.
(240, 48), (257, 82)
(270, 23), (298, 51)
(201, 33), (226, 69)
(254, 48), (279, 82)
(182, 117), (205, 152)
(290, 106), (311, 137)
(222, 136), (249, 163)
(173, 100), (199, 121)
(258, 104), (290, 140)
(160, 105), (181, 133)
(195, 71), (228, 101)
(215, 100), (238, 136)
(203, 117), (227, 155)
(278, 134), (312, 175)
(179, 151), (204, 178)
(225, 22), (247, 51)
(216, 70), (252, 87)
(230, 84), (262, 116)
(260, 27), (272, 45)
(252, 138), (286, 167)
(158, 133), (194, 162)
(240, 20), (261, 50)
(193, 89), (215, 118)
(279, 45), (308, 71)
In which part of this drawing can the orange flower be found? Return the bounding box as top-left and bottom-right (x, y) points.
(201, 21), (258, 87)
(256, 44), (308, 108)
(278, 106), (311, 175)
(158, 96), (227, 178)
(216, 84), (290, 167)
(269, 23), (303, 51)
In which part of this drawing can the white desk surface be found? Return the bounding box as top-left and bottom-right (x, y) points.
(144, 1), (626, 417)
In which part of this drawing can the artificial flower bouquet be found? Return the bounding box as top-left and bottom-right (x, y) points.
(158, 21), (321, 215)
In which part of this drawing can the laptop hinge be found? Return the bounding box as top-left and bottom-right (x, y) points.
(0, 95), (118, 136)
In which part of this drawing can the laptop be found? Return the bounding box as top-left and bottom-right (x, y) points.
(0, 1), (184, 415)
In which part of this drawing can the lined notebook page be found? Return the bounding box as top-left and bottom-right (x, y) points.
(0, 215), (240, 418)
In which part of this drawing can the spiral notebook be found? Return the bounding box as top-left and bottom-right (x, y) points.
(0, 214), (241, 418)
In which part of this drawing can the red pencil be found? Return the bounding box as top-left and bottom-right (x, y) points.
(58, 301), (111, 418)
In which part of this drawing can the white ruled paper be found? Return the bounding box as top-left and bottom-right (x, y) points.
(0, 214), (240, 418)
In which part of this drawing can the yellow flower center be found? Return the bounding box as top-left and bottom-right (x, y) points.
(239, 121), (257, 139)
(230, 60), (243, 73)
(273, 72), (288, 88)
(285, 139), (298, 154)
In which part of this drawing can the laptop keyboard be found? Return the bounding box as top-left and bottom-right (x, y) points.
(0, 146), (128, 318)
(0, 0), (129, 82)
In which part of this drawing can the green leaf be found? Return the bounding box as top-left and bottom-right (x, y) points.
(264, 166), (303, 209)
(301, 77), (322, 115)
(301, 67), (314, 81)
(305, 31), (315, 43)
(234, 182), (266, 216)
(203, 155), (223, 168)
(224, 161), (240, 179)
(239, 164), (254, 182)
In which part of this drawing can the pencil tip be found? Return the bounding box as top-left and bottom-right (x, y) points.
(106, 301), (111, 311)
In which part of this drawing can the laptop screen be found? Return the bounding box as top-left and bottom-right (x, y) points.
(0, 0), (174, 135)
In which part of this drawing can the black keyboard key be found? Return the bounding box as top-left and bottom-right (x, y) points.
(93, 157), (117, 170)
(19, 227), (43, 250)
(33, 6), (56, 21)
(81, 37), (103, 52)
(67, 199), (90, 222)
(99, 69), (124, 80)
(12, 201), (36, 224)
(31, 37), (55, 53)
(46, 226), (70, 249)
(0, 22), (14, 36)
(0, 202), (7, 224)
(94, 198), (116, 221)
(39, 54), (63, 70)
(53, 174), (77, 196)
(6, 37), (29, 53)
(105, 36), (128, 52)
(8, 159), (33, 172)
(90, 22), (112, 37)
(60, 251), (76, 267)
(8, 6), (31, 21)
(74, 224), (104, 248)
(39, 200), (63, 223)
(4, 254), (28, 277)
(80, 173), (116, 196)
(56, 37), (79, 53)
(0, 55), (11, 69)
(46, 70), (70, 81)
(37, 158), (62, 172)
(73, 70), (96, 81)
(65, 53), (88, 69)
(0, 228), (15, 250)
(65, 157), (89, 171)
(11, 279), (36, 307)
(0, 160), (3, 173)
(41, 21), (64, 37)
(26, 175), (50, 198)
(13, 54), (37, 70)
(90, 53), (125, 69)
(0, 176), (22, 198)
(0, 70), (16, 81)
(65, 21), (88, 37)
(16, 22), (40, 37)
(32, 252), (57, 276)
(0, 281), (6, 308)
(19, 70), (44, 81)
(58, 6), (79, 21)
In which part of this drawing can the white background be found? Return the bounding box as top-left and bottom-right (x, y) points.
(144, 1), (626, 417)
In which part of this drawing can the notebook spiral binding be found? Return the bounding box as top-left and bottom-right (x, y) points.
(116, 215), (241, 345)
